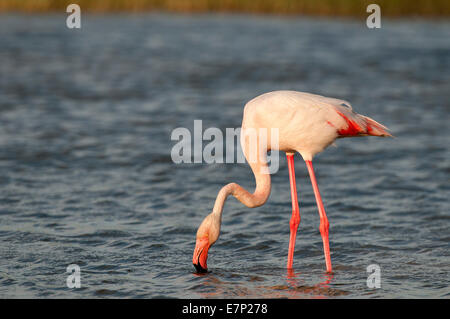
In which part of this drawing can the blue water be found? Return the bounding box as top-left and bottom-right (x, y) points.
(0, 13), (449, 298)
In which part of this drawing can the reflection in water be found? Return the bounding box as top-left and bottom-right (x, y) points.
(283, 269), (348, 298)
(191, 268), (348, 298)
(192, 271), (257, 298)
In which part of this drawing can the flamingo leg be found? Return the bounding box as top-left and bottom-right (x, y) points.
(286, 153), (300, 269)
(305, 160), (332, 273)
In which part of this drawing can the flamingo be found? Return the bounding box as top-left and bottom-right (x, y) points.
(192, 90), (391, 273)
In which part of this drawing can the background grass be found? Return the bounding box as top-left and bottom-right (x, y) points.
(0, 0), (449, 16)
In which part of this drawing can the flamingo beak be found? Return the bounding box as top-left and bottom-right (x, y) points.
(193, 237), (209, 273)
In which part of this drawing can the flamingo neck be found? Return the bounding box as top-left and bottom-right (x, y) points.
(212, 161), (271, 218)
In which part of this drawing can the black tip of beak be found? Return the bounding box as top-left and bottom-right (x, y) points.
(193, 263), (208, 273)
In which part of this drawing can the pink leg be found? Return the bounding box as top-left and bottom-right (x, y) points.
(286, 153), (300, 269)
(305, 160), (332, 273)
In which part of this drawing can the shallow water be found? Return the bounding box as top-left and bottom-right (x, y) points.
(0, 13), (449, 298)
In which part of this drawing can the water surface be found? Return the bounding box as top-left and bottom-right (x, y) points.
(0, 14), (449, 298)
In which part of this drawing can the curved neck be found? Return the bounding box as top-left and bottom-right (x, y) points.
(212, 160), (271, 219)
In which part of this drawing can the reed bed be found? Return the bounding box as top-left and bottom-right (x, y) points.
(0, 0), (449, 16)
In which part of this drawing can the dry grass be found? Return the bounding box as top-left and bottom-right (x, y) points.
(0, 0), (449, 16)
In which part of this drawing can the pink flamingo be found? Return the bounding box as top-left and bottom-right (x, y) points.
(193, 90), (391, 273)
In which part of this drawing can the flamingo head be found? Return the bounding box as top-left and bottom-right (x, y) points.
(193, 212), (221, 273)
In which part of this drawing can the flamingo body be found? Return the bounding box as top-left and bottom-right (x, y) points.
(243, 90), (390, 161)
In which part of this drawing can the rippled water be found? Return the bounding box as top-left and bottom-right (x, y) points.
(0, 14), (449, 298)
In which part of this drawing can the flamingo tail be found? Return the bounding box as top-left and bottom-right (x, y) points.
(333, 105), (392, 138)
(360, 115), (392, 137)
